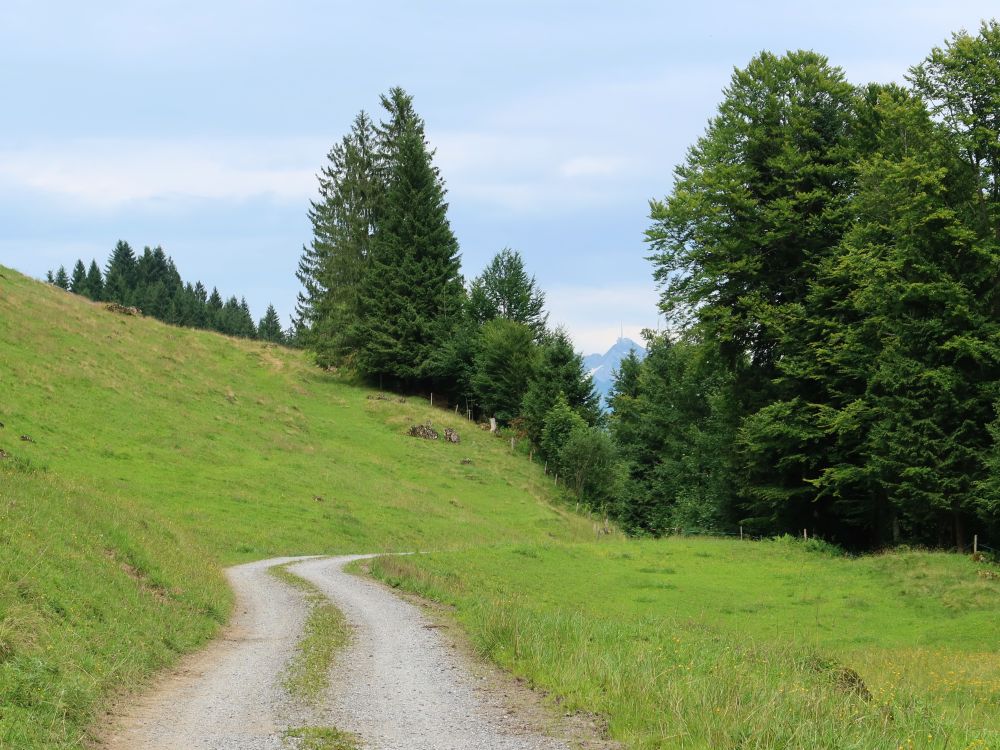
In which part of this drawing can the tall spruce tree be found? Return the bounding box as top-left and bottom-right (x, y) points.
(296, 111), (381, 365)
(53, 265), (70, 290)
(354, 118), (464, 389)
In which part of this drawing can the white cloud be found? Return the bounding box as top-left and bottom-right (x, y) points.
(0, 138), (324, 210)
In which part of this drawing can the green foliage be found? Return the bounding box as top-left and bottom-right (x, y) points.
(558, 426), (621, 513)
(521, 328), (600, 446)
(355, 122), (464, 388)
(69, 260), (87, 295)
(296, 112), (381, 366)
(909, 19), (1000, 234)
(467, 248), (547, 339)
(85, 260), (103, 301)
(470, 319), (537, 423)
(53, 265), (69, 290)
(103, 240), (136, 304)
(637, 39), (1000, 548)
(610, 335), (738, 534)
(258, 304), (285, 344)
(540, 393), (587, 465)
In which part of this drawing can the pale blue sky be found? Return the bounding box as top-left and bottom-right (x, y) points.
(2, 1), (996, 352)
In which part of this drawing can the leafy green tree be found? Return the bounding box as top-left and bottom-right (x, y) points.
(644, 50), (857, 536)
(354, 121), (464, 388)
(69, 260), (88, 295)
(258, 304), (285, 343)
(521, 328), (600, 445)
(85, 260), (103, 300)
(540, 392), (587, 465)
(53, 265), (70, 290)
(471, 319), (537, 423)
(104, 240), (137, 305)
(909, 20), (1000, 237)
(558, 426), (622, 517)
(647, 50), (855, 414)
(468, 248), (547, 338)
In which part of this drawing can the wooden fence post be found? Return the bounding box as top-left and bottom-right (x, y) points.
(973, 534), (978, 555)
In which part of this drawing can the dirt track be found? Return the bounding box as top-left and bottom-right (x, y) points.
(104, 555), (571, 750)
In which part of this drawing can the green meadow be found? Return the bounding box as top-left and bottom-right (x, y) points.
(371, 540), (1000, 749)
(1, 266), (999, 749)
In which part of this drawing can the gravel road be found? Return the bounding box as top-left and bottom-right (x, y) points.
(104, 555), (569, 750)
(105, 555), (317, 750)
(290, 555), (568, 750)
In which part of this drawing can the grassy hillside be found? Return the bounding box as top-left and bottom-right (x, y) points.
(0, 266), (595, 748)
(3, 265), (999, 750)
(371, 539), (1000, 748)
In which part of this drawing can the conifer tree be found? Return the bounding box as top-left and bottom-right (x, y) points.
(54, 265), (70, 290)
(85, 260), (103, 300)
(258, 304), (285, 343)
(238, 298), (257, 338)
(354, 121), (464, 388)
(296, 111), (381, 364)
(104, 240), (137, 305)
(206, 288), (223, 330)
(69, 260), (88, 295)
(521, 328), (600, 445)
(468, 248), (548, 339)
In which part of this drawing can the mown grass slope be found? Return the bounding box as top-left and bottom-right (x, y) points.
(0, 266), (595, 748)
(371, 538), (1000, 749)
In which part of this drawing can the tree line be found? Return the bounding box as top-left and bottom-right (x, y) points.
(47, 242), (287, 343)
(609, 21), (1000, 550)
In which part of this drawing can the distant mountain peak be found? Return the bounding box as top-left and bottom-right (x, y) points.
(583, 337), (647, 407)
